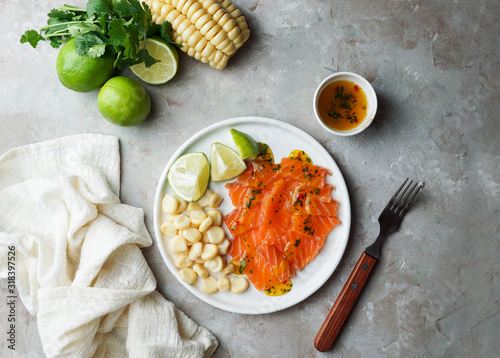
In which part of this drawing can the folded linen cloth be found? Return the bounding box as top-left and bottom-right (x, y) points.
(0, 134), (218, 357)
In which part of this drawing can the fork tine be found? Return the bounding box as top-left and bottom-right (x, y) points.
(386, 178), (408, 209)
(394, 181), (417, 214)
(400, 181), (425, 215)
(389, 179), (413, 212)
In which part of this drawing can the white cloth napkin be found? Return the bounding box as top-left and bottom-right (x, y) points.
(0, 134), (218, 357)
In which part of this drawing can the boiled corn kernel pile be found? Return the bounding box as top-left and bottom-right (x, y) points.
(144, 0), (250, 70)
(161, 189), (249, 294)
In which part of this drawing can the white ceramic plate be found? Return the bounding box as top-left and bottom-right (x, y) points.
(153, 117), (351, 314)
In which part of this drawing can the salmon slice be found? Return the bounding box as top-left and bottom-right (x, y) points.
(226, 182), (271, 208)
(258, 178), (293, 238)
(224, 205), (263, 236)
(290, 213), (340, 240)
(305, 197), (338, 216)
(279, 157), (331, 189)
(290, 188), (337, 216)
(257, 244), (295, 282)
(240, 250), (284, 291)
(274, 231), (328, 271)
(227, 229), (260, 261)
(230, 161), (279, 189)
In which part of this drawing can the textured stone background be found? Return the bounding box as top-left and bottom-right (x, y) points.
(1, 0), (499, 357)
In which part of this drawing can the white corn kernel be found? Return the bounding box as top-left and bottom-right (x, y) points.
(204, 255), (223, 273)
(189, 242), (203, 260)
(174, 252), (193, 268)
(168, 213), (180, 222)
(220, 263), (235, 276)
(206, 209), (222, 226)
(198, 216), (214, 232)
(190, 209), (207, 226)
(217, 239), (230, 255)
(173, 214), (191, 230)
(179, 268), (197, 285)
(175, 199), (188, 214)
(201, 231), (210, 244)
(197, 189), (213, 207)
(169, 235), (188, 253)
(202, 276), (218, 294)
(217, 277), (231, 292)
(183, 227), (202, 243)
(201, 243), (219, 260)
(208, 193), (223, 208)
(194, 257), (206, 264)
(162, 194), (179, 213)
(207, 226), (225, 244)
(187, 202), (203, 213)
(230, 276), (249, 293)
(161, 221), (178, 237)
(193, 263), (209, 278)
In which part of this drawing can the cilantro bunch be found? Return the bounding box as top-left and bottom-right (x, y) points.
(20, 0), (179, 69)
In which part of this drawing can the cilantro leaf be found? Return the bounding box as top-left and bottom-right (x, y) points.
(108, 18), (129, 48)
(113, 0), (145, 18)
(20, 30), (43, 48)
(159, 22), (181, 48)
(49, 37), (65, 48)
(99, 14), (108, 33)
(48, 9), (77, 20)
(74, 32), (107, 57)
(138, 48), (159, 68)
(87, 0), (113, 17)
(87, 43), (107, 57)
(67, 22), (103, 38)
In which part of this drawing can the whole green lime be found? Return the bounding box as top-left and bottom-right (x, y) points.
(97, 76), (151, 127)
(56, 38), (115, 92)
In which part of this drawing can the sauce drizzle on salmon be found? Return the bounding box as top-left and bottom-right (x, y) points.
(224, 156), (340, 292)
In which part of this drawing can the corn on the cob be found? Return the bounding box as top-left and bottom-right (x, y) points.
(144, 0), (250, 70)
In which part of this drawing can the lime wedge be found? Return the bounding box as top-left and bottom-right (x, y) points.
(230, 129), (260, 159)
(167, 152), (210, 202)
(130, 37), (179, 85)
(210, 142), (247, 182)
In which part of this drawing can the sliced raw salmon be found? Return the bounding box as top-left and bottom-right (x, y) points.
(224, 156), (340, 292)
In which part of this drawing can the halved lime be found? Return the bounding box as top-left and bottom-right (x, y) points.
(167, 152), (210, 202)
(230, 129), (260, 159)
(210, 142), (247, 182)
(130, 37), (179, 85)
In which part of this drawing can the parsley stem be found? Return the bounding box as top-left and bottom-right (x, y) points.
(39, 20), (99, 32)
(58, 5), (86, 12)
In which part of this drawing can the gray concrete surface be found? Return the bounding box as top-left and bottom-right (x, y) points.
(1, 0), (499, 356)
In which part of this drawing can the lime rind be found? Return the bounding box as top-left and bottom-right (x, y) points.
(167, 152), (210, 202)
(230, 129), (260, 159)
(210, 142), (246, 182)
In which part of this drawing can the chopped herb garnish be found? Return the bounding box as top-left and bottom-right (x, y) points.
(239, 259), (247, 274)
(328, 85), (359, 123)
(245, 194), (256, 209)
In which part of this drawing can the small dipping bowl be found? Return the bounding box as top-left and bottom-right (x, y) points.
(313, 72), (377, 136)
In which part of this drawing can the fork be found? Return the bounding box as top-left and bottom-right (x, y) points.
(314, 178), (424, 352)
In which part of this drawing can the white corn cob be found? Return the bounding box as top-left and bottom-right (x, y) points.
(144, 0), (250, 70)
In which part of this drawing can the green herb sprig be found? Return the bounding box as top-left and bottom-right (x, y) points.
(20, 0), (180, 69)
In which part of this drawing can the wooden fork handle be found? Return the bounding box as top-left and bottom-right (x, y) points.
(314, 252), (378, 352)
